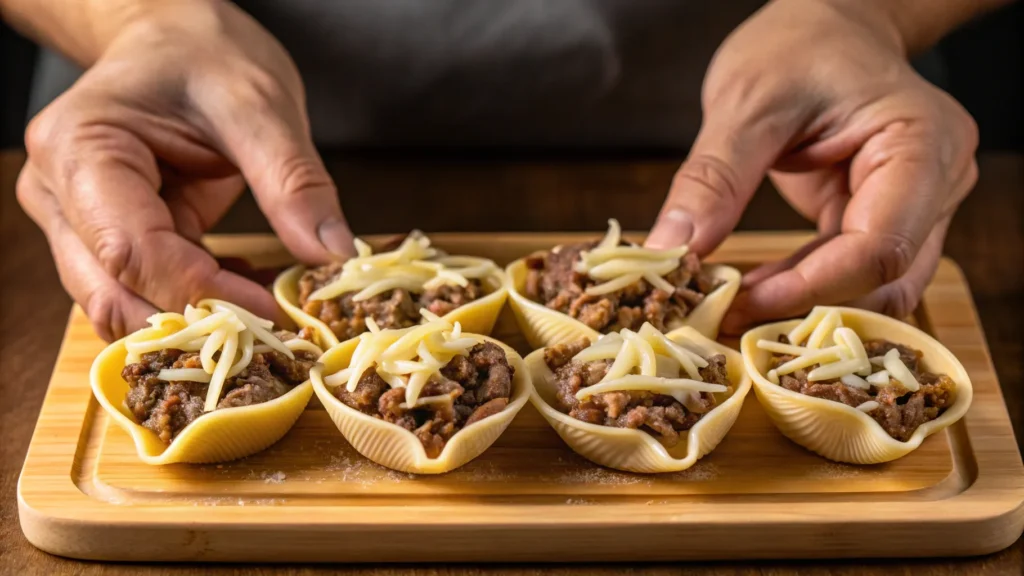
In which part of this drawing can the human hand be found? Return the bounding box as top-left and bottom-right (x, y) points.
(16, 0), (354, 341)
(646, 0), (979, 333)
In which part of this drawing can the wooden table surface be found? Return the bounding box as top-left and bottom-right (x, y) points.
(1, 148), (1021, 575)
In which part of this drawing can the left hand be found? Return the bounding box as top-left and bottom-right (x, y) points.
(645, 0), (979, 333)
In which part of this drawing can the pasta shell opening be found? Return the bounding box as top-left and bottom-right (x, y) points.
(506, 257), (740, 350)
(526, 326), (751, 473)
(312, 336), (532, 475)
(90, 326), (313, 465)
(274, 265), (509, 350)
(740, 306), (974, 464)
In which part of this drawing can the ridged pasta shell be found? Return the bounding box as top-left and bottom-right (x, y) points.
(311, 336), (532, 474)
(90, 326), (313, 465)
(273, 265), (509, 349)
(505, 258), (740, 349)
(740, 307), (974, 464)
(526, 327), (751, 473)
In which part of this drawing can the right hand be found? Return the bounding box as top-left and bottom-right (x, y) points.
(17, 1), (355, 341)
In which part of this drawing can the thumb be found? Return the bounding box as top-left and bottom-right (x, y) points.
(206, 89), (355, 263)
(645, 115), (791, 256)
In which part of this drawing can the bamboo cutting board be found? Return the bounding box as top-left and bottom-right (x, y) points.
(17, 232), (1024, 562)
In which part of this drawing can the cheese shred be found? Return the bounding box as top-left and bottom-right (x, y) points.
(306, 232), (498, 302)
(576, 219), (692, 297)
(124, 300), (324, 413)
(321, 312), (483, 406)
(570, 322), (728, 402)
(756, 306), (926, 394)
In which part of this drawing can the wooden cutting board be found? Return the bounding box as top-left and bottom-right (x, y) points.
(17, 232), (1024, 562)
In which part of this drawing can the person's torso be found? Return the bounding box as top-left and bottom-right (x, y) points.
(238, 0), (766, 148)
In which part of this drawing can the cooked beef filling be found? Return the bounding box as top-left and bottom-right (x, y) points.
(336, 342), (514, 458)
(544, 339), (731, 447)
(770, 337), (956, 442)
(298, 261), (484, 341)
(123, 328), (319, 443)
(524, 243), (723, 333)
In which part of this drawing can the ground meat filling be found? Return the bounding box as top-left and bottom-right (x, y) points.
(335, 342), (514, 458)
(122, 329), (319, 444)
(770, 337), (957, 442)
(298, 261), (485, 341)
(544, 339), (731, 447)
(524, 243), (724, 333)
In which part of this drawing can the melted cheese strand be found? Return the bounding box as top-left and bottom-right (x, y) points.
(228, 330), (256, 378)
(200, 327), (229, 373)
(643, 271), (678, 294)
(883, 348), (921, 391)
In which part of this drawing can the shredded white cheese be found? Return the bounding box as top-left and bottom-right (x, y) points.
(755, 306), (926, 395)
(574, 219), (692, 296)
(568, 321), (728, 402)
(306, 232), (498, 302)
(856, 401), (880, 413)
(321, 312), (483, 406)
(125, 300), (324, 413)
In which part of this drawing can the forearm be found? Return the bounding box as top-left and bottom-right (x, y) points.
(0, 0), (214, 66)
(830, 0), (1017, 55)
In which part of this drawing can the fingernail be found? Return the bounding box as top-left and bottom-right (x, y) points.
(646, 209), (695, 248)
(318, 218), (355, 257)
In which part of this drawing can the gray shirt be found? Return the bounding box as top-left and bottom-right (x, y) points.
(32, 1), (768, 148)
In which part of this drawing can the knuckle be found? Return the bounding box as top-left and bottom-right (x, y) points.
(881, 282), (920, 320)
(276, 156), (335, 201)
(872, 233), (917, 286)
(672, 154), (742, 210)
(83, 290), (121, 342)
(24, 106), (62, 159)
(94, 230), (142, 288)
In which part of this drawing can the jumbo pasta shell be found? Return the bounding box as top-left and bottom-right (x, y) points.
(311, 336), (532, 474)
(526, 327), (751, 473)
(90, 326), (313, 465)
(273, 265), (509, 348)
(506, 258), (740, 348)
(740, 307), (974, 464)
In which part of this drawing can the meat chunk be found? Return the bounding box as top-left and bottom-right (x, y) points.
(769, 339), (956, 441)
(121, 330), (317, 443)
(298, 262), (485, 341)
(546, 341), (731, 446)
(334, 341), (516, 458)
(524, 242), (723, 333)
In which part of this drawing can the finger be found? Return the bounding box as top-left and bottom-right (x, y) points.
(199, 84), (355, 262)
(845, 217), (950, 319)
(17, 165), (157, 341)
(162, 173), (246, 242)
(722, 121), (951, 329)
(29, 121), (285, 324)
(646, 96), (810, 255)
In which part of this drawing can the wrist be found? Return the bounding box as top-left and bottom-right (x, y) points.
(821, 0), (1013, 55)
(0, 0), (218, 66)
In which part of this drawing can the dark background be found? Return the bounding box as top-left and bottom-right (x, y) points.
(1, 2), (1021, 152)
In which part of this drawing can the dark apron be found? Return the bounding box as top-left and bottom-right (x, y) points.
(30, 0), (770, 148)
